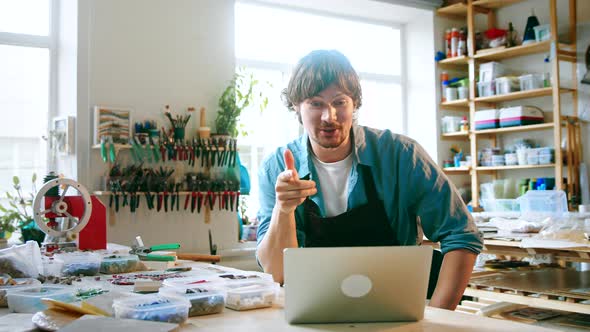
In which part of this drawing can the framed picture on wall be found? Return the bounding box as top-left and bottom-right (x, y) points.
(93, 106), (132, 145)
(52, 116), (75, 155)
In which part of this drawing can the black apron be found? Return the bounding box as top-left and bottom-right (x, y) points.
(303, 165), (396, 247)
(301, 165), (440, 299)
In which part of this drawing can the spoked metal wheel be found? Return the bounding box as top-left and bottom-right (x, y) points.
(32, 178), (92, 240)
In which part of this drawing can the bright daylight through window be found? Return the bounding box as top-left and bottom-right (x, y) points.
(0, 0), (52, 193)
(235, 2), (403, 219)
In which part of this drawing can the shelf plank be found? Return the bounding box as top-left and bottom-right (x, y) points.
(93, 191), (237, 196)
(474, 87), (574, 103)
(436, 2), (467, 17)
(476, 164), (555, 171)
(437, 56), (469, 66)
(474, 40), (551, 61)
(91, 144), (131, 149)
(442, 131), (469, 137)
(472, 0), (525, 9)
(474, 123), (555, 135)
(443, 167), (471, 172)
(440, 99), (469, 107)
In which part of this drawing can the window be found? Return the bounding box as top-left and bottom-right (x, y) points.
(235, 2), (403, 218)
(0, 0), (54, 192)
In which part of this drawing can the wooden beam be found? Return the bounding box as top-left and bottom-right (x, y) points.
(468, 0), (479, 209)
(550, 0), (563, 191)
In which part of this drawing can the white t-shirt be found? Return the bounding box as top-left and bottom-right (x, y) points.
(311, 153), (353, 217)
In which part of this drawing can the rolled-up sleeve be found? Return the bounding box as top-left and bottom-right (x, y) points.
(256, 157), (279, 247)
(407, 143), (483, 255)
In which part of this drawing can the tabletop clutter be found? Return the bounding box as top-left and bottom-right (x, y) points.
(0, 241), (280, 328)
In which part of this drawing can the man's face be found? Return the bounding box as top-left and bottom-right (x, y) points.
(295, 84), (355, 150)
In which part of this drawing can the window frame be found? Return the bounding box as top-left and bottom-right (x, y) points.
(235, 1), (407, 219)
(0, 0), (58, 171)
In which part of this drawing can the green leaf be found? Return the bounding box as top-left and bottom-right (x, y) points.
(0, 204), (6, 212)
(6, 192), (13, 199)
(13, 176), (20, 186)
(32, 173), (37, 183)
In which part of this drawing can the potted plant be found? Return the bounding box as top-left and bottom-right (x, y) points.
(215, 69), (269, 138)
(0, 174), (45, 245)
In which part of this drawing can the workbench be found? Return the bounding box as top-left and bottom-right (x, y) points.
(0, 259), (559, 331)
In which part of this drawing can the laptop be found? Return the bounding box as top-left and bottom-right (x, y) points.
(284, 246), (432, 324)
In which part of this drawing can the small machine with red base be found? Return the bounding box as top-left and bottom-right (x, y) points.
(32, 178), (106, 252)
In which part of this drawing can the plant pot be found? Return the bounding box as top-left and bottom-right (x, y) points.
(173, 127), (186, 141)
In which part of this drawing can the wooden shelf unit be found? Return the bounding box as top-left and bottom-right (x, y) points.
(435, 0), (582, 213)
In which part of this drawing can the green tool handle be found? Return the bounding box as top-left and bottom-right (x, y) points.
(100, 142), (107, 162)
(150, 243), (180, 251)
(109, 143), (116, 162)
(144, 254), (176, 261)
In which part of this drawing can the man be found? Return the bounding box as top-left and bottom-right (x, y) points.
(256, 50), (482, 310)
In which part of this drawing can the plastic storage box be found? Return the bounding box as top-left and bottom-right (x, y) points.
(55, 252), (102, 277)
(113, 294), (190, 324)
(495, 76), (520, 95)
(481, 199), (520, 212)
(499, 106), (544, 127)
(534, 24), (551, 42)
(0, 278), (41, 307)
(505, 153), (518, 166)
(7, 286), (75, 313)
(519, 73), (544, 91)
(160, 286), (225, 317)
(100, 255), (139, 274)
(518, 190), (568, 214)
(474, 109), (499, 130)
(441, 116), (463, 133)
(223, 280), (279, 311)
(162, 276), (220, 289)
(479, 61), (506, 82)
(477, 81), (495, 97)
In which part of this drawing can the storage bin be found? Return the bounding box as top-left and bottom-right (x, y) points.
(7, 286), (75, 313)
(519, 74), (544, 91)
(539, 153), (553, 164)
(505, 153), (518, 166)
(457, 86), (469, 99)
(100, 255), (139, 274)
(474, 109), (499, 130)
(477, 81), (495, 97)
(491, 155), (505, 166)
(162, 276), (221, 289)
(495, 76), (520, 95)
(481, 199), (520, 212)
(0, 278), (41, 307)
(54, 252), (102, 277)
(534, 24), (551, 42)
(222, 280), (279, 311)
(499, 106), (544, 127)
(113, 294), (190, 324)
(479, 62), (506, 82)
(160, 285), (225, 317)
(441, 116), (463, 133)
(518, 190), (568, 214)
(527, 148), (540, 165)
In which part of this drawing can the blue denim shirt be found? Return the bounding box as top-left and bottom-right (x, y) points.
(256, 125), (483, 255)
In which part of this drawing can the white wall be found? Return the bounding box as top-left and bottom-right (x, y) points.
(406, 10), (439, 160)
(76, 0), (239, 253)
(55, 0), (78, 178)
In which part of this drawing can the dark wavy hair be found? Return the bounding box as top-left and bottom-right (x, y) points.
(281, 50), (362, 123)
